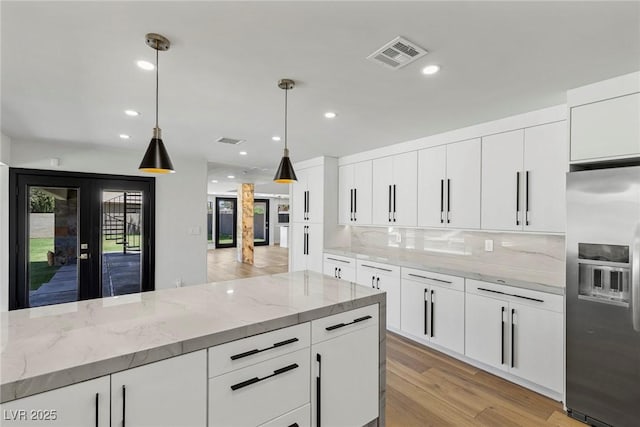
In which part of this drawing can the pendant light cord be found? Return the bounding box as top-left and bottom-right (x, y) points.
(155, 42), (159, 129)
(284, 86), (288, 151)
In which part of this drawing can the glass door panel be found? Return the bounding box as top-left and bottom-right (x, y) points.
(215, 198), (237, 248)
(27, 186), (80, 307)
(254, 199), (269, 246)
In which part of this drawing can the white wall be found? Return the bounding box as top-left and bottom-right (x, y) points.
(7, 138), (208, 296)
(0, 133), (11, 311)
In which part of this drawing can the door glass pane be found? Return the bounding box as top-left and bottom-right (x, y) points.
(101, 191), (142, 297)
(28, 186), (79, 307)
(207, 201), (214, 244)
(254, 201), (268, 244)
(217, 199), (235, 247)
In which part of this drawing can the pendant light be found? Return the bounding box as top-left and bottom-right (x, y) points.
(139, 33), (175, 174)
(273, 79), (297, 183)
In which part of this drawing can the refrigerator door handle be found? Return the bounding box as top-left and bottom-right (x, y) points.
(633, 223), (640, 332)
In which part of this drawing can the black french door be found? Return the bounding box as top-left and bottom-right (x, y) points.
(215, 197), (237, 248)
(254, 198), (270, 246)
(9, 169), (155, 310)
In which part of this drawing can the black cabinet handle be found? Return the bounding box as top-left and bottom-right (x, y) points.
(95, 393), (99, 427)
(423, 288), (428, 336)
(325, 315), (373, 331)
(511, 309), (516, 368)
(230, 337), (300, 361)
(307, 191), (310, 221)
(326, 257), (351, 264)
(122, 385), (126, 427)
(446, 179), (451, 223)
(516, 172), (521, 226)
(440, 179), (444, 223)
(338, 268), (342, 279)
(376, 277), (380, 289)
(430, 289), (435, 338)
(288, 424), (299, 427)
(350, 189), (354, 221)
(525, 171), (530, 226)
(371, 275), (375, 288)
(388, 185), (392, 222)
(501, 307), (505, 365)
(334, 267), (338, 278)
(354, 188), (357, 220)
(477, 287), (544, 303)
(316, 353), (321, 427)
(393, 184), (397, 222)
(408, 273), (452, 284)
(230, 363), (299, 391)
(361, 264), (393, 272)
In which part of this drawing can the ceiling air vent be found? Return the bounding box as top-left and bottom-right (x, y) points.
(216, 137), (245, 145)
(367, 36), (428, 70)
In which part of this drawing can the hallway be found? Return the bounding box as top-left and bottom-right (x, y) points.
(207, 245), (288, 283)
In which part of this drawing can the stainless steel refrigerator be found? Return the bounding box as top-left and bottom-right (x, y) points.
(567, 166), (640, 427)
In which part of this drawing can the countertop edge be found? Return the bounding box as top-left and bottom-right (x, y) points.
(1, 292), (385, 403)
(324, 248), (565, 296)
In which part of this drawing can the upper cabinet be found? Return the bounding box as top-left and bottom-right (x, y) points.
(292, 166), (324, 224)
(372, 152), (417, 227)
(339, 160), (372, 225)
(568, 72), (640, 163)
(417, 139), (481, 229)
(482, 122), (566, 233)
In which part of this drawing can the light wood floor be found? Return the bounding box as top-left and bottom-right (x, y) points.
(386, 332), (582, 427)
(207, 245), (289, 283)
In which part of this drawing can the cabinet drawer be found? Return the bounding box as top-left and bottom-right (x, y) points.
(401, 267), (465, 292)
(209, 323), (310, 378)
(466, 279), (563, 313)
(258, 404), (310, 427)
(324, 262), (356, 282)
(323, 253), (356, 266)
(209, 348), (310, 427)
(357, 260), (400, 277)
(312, 304), (379, 344)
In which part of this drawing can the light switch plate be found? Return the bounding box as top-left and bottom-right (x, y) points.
(484, 239), (494, 252)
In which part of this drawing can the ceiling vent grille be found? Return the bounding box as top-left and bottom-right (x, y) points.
(367, 36), (428, 70)
(216, 137), (245, 145)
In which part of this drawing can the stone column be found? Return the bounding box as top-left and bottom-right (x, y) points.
(237, 183), (254, 264)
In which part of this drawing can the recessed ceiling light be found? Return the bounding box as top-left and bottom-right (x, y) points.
(119, 134), (130, 139)
(136, 60), (155, 71)
(421, 65), (440, 75)
(239, 151), (247, 156)
(324, 112), (337, 119)
(227, 175), (235, 179)
(124, 110), (140, 117)
(272, 136), (281, 141)
(211, 180), (218, 183)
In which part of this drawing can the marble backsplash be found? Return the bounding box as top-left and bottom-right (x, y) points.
(349, 227), (565, 278)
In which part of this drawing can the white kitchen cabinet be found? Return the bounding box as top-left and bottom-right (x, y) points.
(338, 161), (372, 225)
(291, 223), (323, 273)
(464, 280), (564, 394)
(356, 261), (400, 330)
(417, 139), (480, 229)
(400, 268), (465, 354)
(372, 152), (417, 227)
(323, 253), (356, 282)
(0, 376), (110, 427)
(311, 310), (379, 427)
(482, 122), (566, 233)
(291, 168), (308, 224)
(291, 166), (324, 224)
(111, 350), (207, 427)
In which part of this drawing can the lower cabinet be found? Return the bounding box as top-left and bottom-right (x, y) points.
(111, 350), (207, 427)
(400, 268), (465, 355)
(323, 253), (356, 282)
(311, 305), (379, 427)
(356, 260), (401, 330)
(0, 376), (110, 427)
(464, 280), (563, 394)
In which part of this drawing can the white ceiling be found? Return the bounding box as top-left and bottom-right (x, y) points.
(2, 1), (639, 195)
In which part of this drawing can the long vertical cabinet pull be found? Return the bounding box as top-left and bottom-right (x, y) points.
(122, 385), (126, 427)
(500, 307), (505, 365)
(430, 289), (435, 338)
(303, 190), (307, 221)
(306, 226), (309, 255)
(350, 189), (354, 222)
(440, 179), (444, 224)
(511, 309), (516, 368)
(95, 393), (99, 427)
(316, 353), (322, 427)
(446, 179), (451, 224)
(525, 171), (530, 226)
(423, 289), (428, 335)
(393, 184), (397, 222)
(306, 191), (310, 221)
(516, 172), (521, 226)
(353, 188), (357, 221)
(388, 185), (392, 222)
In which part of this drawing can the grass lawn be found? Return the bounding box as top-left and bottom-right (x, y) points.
(29, 238), (58, 290)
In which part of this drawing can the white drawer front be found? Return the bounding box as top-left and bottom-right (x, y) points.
(401, 267), (465, 292)
(209, 323), (310, 378)
(259, 404), (310, 427)
(311, 304), (379, 344)
(323, 253), (356, 266)
(209, 348), (310, 427)
(324, 262), (356, 282)
(466, 279), (563, 313)
(356, 260), (400, 278)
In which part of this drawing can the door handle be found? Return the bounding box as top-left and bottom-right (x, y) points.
(424, 288), (428, 336)
(306, 191), (310, 221)
(316, 353), (322, 427)
(525, 171), (530, 226)
(371, 275), (375, 288)
(350, 189), (354, 221)
(388, 185), (392, 222)
(95, 393), (99, 427)
(446, 179), (451, 224)
(230, 363), (299, 391)
(334, 267), (337, 278)
(516, 172), (521, 226)
(122, 385), (126, 427)
(440, 179), (444, 223)
(393, 184), (397, 222)
(511, 309), (516, 368)
(430, 289), (435, 338)
(353, 188), (357, 221)
(501, 307), (505, 365)
(338, 268), (341, 279)
(376, 277), (380, 289)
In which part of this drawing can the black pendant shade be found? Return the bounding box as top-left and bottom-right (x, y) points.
(274, 149), (297, 183)
(139, 137), (175, 174)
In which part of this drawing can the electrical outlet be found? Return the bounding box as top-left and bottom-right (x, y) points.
(484, 239), (494, 252)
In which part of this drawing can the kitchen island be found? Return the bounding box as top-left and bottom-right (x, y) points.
(1, 271), (386, 426)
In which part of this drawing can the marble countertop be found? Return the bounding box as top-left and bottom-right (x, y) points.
(325, 247), (565, 296)
(1, 271), (384, 403)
